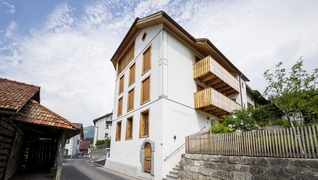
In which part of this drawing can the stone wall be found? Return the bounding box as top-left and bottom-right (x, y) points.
(178, 154), (318, 180)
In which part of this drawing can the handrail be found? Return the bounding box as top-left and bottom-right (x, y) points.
(164, 126), (206, 162)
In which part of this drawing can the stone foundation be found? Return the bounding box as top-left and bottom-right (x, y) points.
(178, 154), (318, 180)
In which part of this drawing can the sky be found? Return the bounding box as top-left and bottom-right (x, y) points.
(0, 0), (317, 127)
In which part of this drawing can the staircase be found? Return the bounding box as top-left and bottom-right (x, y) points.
(163, 164), (180, 180)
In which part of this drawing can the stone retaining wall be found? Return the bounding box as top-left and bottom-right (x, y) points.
(178, 154), (318, 180)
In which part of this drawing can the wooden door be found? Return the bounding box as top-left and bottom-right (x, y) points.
(144, 143), (151, 173)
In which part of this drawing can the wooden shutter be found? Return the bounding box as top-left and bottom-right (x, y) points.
(127, 89), (134, 111)
(140, 110), (149, 137)
(126, 117), (133, 139)
(141, 77), (150, 104)
(119, 75), (124, 94)
(117, 41), (135, 76)
(142, 46), (151, 74)
(129, 63), (135, 86)
(117, 97), (123, 116)
(116, 121), (121, 141)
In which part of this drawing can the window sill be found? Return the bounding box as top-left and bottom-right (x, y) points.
(139, 135), (149, 138)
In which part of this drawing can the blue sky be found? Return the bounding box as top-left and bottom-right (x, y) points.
(1, 0), (317, 127)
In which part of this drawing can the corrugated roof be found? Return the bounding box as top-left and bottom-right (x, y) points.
(0, 78), (40, 112)
(11, 99), (75, 130)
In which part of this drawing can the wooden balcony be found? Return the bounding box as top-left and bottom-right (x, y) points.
(193, 56), (240, 96)
(194, 88), (241, 117)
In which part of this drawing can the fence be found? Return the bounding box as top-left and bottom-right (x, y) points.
(185, 125), (318, 158)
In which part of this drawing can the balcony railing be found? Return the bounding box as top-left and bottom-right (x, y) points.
(193, 56), (240, 96)
(194, 88), (241, 117)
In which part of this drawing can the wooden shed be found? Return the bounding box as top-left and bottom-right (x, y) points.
(0, 78), (81, 180)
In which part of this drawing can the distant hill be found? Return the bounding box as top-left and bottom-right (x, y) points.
(84, 125), (95, 138)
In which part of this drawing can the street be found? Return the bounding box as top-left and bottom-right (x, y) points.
(62, 157), (136, 180)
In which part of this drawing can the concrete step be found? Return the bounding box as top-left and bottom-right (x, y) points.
(163, 164), (180, 180)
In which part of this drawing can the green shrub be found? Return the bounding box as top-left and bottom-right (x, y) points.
(210, 122), (233, 134)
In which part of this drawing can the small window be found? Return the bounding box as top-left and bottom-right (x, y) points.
(141, 32), (147, 41)
(77, 140), (79, 145)
(127, 88), (135, 111)
(119, 75), (124, 94)
(117, 97), (123, 117)
(140, 110), (149, 138)
(66, 139), (70, 144)
(105, 133), (109, 138)
(142, 46), (151, 74)
(106, 124), (109, 129)
(242, 82), (244, 89)
(141, 76), (150, 104)
(126, 116), (133, 140)
(116, 121), (122, 141)
(129, 63), (136, 86)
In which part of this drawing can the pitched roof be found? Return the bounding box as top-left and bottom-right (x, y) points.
(110, 11), (249, 81)
(11, 99), (75, 130)
(0, 78), (40, 112)
(79, 140), (91, 149)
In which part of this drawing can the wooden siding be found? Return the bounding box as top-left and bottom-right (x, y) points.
(194, 88), (241, 117)
(193, 56), (240, 96)
(186, 126), (318, 159)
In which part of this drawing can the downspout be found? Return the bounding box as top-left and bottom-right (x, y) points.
(239, 74), (244, 108)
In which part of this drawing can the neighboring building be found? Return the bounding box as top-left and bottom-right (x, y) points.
(93, 112), (113, 146)
(105, 11), (250, 180)
(64, 123), (84, 157)
(79, 140), (91, 155)
(0, 78), (81, 180)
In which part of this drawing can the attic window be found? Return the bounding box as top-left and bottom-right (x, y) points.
(141, 32), (147, 41)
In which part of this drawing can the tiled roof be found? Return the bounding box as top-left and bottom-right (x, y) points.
(79, 140), (91, 149)
(12, 100), (75, 130)
(0, 78), (40, 112)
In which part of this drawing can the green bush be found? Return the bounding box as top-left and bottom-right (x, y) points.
(210, 122), (234, 134)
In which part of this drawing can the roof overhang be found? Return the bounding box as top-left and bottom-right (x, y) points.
(110, 11), (249, 81)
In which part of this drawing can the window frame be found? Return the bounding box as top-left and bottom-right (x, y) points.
(117, 97), (123, 117)
(140, 76), (151, 105)
(125, 116), (133, 140)
(116, 121), (122, 141)
(142, 45), (151, 75)
(129, 63), (136, 86)
(119, 75), (124, 95)
(127, 88), (135, 112)
(139, 109), (150, 138)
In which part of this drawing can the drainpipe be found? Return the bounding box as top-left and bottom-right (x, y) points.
(239, 74), (244, 108)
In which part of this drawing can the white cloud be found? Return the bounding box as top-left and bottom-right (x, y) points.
(0, 0), (317, 126)
(0, 0), (15, 14)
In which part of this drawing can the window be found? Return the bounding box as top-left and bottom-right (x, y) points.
(105, 133), (109, 138)
(129, 63), (136, 86)
(141, 32), (147, 41)
(118, 41), (135, 76)
(116, 121), (122, 141)
(77, 140), (79, 145)
(66, 139), (70, 144)
(117, 97), (123, 117)
(65, 149), (69, 155)
(106, 124), (109, 129)
(141, 76), (150, 104)
(119, 75), (124, 94)
(142, 46), (151, 74)
(241, 82), (244, 89)
(127, 88), (135, 111)
(126, 116), (133, 140)
(140, 110), (149, 137)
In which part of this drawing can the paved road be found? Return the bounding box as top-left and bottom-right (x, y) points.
(62, 157), (136, 180)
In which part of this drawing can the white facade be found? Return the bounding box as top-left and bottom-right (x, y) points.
(64, 134), (81, 157)
(93, 113), (113, 146)
(105, 12), (249, 180)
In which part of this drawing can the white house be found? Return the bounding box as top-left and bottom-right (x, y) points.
(105, 11), (249, 180)
(64, 123), (84, 157)
(93, 112), (113, 146)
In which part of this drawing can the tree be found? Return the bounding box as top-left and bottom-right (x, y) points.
(263, 57), (318, 127)
(95, 138), (111, 146)
(211, 105), (274, 133)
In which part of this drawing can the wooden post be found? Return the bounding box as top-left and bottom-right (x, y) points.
(52, 131), (66, 180)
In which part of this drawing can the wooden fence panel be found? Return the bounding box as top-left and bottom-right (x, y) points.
(186, 126), (318, 159)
